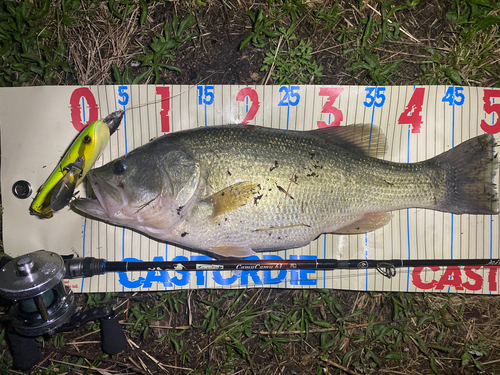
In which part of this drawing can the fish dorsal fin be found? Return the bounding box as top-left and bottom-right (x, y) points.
(332, 212), (393, 234)
(206, 181), (261, 218)
(308, 124), (387, 158)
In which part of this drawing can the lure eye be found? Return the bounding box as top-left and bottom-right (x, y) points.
(82, 135), (92, 144)
(112, 160), (127, 175)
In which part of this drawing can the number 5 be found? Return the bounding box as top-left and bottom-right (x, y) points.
(480, 89), (500, 134)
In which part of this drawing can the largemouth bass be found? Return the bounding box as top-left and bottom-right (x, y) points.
(74, 124), (498, 258)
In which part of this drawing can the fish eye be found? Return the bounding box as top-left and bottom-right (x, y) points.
(112, 160), (127, 175)
(83, 135), (92, 144)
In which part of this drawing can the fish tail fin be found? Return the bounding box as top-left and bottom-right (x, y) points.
(432, 134), (498, 215)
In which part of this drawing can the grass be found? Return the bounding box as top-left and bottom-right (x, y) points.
(3, 289), (499, 374)
(1, 0), (500, 374)
(1, 0), (499, 87)
(0, 0), (75, 86)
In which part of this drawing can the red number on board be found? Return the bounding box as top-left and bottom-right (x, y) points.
(236, 87), (260, 125)
(317, 87), (344, 128)
(397, 87), (425, 134)
(69, 88), (99, 131)
(156, 86), (171, 133)
(480, 89), (500, 134)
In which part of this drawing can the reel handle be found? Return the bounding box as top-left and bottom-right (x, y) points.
(100, 315), (128, 355)
(7, 330), (42, 371)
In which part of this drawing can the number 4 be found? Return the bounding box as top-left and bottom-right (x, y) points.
(398, 88), (425, 134)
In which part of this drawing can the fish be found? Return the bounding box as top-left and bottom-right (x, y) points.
(30, 110), (124, 218)
(73, 124), (499, 258)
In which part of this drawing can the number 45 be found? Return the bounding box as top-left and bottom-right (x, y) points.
(441, 86), (464, 106)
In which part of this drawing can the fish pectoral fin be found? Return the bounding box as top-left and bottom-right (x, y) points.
(308, 124), (387, 158)
(206, 181), (261, 218)
(332, 212), (393, 234)
(210, 245), (256, 259)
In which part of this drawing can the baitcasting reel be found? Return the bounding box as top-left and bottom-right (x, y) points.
(0, 250), (127, 371)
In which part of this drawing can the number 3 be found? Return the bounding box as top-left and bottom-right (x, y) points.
(317, 87), (344, 128)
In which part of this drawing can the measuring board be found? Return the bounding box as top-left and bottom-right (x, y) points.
(0, 85), (499, 294)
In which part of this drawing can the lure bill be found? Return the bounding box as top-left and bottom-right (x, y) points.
(30, 110), (124, 218)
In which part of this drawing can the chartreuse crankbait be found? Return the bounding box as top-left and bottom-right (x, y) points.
(30, 110), (124, 218)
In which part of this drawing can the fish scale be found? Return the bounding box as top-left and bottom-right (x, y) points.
(74, 124), (498, 259)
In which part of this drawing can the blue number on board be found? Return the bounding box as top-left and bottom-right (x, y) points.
(118, 85), (129, 106)
(363, 87), (386, 108)
(278, 86), (300, 107)
(442, 87), (465, 106)
(197, 85), (215, 105)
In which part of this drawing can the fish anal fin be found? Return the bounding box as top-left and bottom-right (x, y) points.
(210, 245), (256, 259)
(332, 212), (393, 234)
(309, 124), (387, 158)
(207, 181), (261, 218)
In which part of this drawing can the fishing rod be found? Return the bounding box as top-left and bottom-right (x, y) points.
(64, 253), (500, 280)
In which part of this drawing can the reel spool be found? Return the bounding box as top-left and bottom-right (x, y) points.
(0, 250), (75, 336)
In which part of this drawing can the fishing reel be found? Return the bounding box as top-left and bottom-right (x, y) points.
(0, 250), (127, 371)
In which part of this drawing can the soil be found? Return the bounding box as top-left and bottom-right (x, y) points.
(66, 0), (462, 87)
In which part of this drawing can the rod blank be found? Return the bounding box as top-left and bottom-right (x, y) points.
(64, 256), (500, 279)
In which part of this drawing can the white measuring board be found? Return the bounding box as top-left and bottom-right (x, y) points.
(1, 85), (499, 294)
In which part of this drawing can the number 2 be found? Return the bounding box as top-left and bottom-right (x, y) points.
(236, 87), (260, 125)
(480, 89), (500, 134)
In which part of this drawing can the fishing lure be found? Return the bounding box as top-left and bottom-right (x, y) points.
(30, 110), (124, 218)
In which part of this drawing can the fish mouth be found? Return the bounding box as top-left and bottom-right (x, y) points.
(73, 172), (127, 219)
